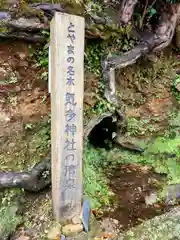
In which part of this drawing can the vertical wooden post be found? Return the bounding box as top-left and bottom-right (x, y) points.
(50, 12), (85, 222)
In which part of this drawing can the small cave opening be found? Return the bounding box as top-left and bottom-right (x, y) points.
(88, 116), (117, 149)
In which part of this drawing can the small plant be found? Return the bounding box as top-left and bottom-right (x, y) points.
(0, 206), (22, 239)
(84, 40), (105, 76)
(0, 189), (23, 239)
(30, 30), (50, 79)
(41, 30), (50, 39)
(41, 95), (47, 103)
(126, 117), (162, 137)
(37, 48), (49, 68)
(84, 94), (116, 118)
(30, 45), (49, 81)
(126, 117), (144, 136)
(24, 123), (35, 130)
(7, 72), (18, 84)
(37, 120), (51, 151)
(41, 71), (48, 81)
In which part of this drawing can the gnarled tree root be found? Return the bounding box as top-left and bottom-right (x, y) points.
(102, 3), (180, 105)
(0, 154), (51, 192)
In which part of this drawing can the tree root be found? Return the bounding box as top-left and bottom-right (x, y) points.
(0, 155), (51, 192)
(102, 3), (180, 105)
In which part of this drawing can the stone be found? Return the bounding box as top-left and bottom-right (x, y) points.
(47, 224), (61, 240)
(147, 54), (158, 63)
(115, 136), (146, 153)
(145, 192), (158, 205)
(17, 52), (27, 60)
(62, 224), (83, 237)
(0, 112), (10, 122)
(72, 215), (81, 225)
(100, 218), (119, 234)
(15, 85), (21, 92)
(8, 17), (46, 31)
(112, 219), (119, 225)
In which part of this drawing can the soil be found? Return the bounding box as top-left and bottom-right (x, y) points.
(104, 164), (167, 231)
(0, 41), (51, 173)
(0, 40), (179, 239)
(116, 51), (178, 113)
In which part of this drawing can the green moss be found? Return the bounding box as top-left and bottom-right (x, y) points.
(83, 141), (115, 209)
(0, 189), (24, 239)
(0, 205), (22, 239)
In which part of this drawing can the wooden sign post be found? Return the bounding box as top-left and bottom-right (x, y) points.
(50, 12), (85, 222)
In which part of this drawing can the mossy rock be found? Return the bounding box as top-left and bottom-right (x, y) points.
(115, 207), (180, 240)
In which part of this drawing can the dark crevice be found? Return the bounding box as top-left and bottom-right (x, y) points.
(88, 116), (117, 149)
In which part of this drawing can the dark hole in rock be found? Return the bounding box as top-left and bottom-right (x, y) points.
(88, 116), (117, 149)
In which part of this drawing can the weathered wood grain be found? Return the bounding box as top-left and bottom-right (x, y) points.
(50, 12), (85, 222)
